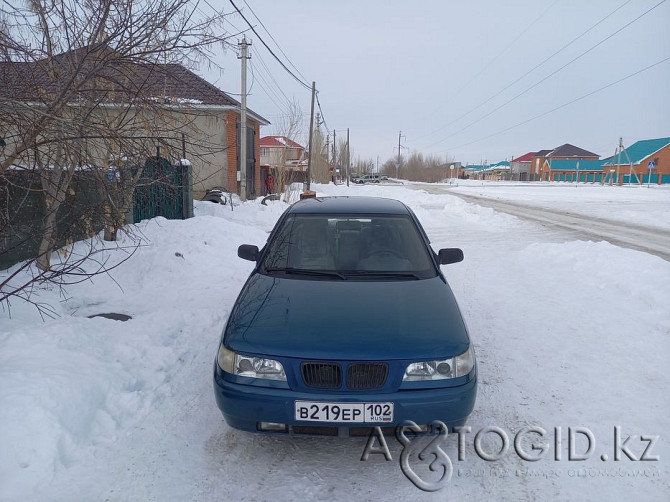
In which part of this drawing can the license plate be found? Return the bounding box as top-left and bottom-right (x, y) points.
(294, 401), (394, 423)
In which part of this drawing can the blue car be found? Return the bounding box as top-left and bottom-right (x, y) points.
(213, 196), (476, 436)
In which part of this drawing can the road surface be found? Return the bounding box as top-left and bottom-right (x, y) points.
(412, 184), (670, 261)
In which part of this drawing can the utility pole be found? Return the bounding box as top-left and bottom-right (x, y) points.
(395, 131), (406, 179)
(305, 81), (316, 193)
(325, 132), (330, 182)
(346, 128), (350, 184)
(616, 137), (624, 186)
(238, 37), (250, 201)
(334, 129), (340, 186)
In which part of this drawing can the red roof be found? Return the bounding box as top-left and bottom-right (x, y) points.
(512, 152), (537, 162)
(259, 136), (304, 149)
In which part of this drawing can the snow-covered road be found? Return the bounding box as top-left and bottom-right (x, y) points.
(414, 183), (670, 260)
(1, 182), (668, 501)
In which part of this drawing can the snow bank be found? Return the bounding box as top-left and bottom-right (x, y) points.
(1, 182), (668, 500)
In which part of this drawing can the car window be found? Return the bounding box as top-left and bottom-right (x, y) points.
(261, 214), (437, 278)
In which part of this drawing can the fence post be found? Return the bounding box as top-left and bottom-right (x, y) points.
(180, 159), (193, 219)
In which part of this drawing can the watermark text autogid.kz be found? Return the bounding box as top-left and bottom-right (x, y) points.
(360, 423), (660, 492)
(362, 425), (659, 463)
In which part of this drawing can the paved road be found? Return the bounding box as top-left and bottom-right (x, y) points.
(413, 184), (670, 261)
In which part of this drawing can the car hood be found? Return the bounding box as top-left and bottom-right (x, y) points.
(224, 273), (470, 360)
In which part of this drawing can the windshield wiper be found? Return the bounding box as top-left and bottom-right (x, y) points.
(344, 271), (422, 280)
(265, 267), (347, 280)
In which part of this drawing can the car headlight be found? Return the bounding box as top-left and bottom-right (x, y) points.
(217, 345), (286, 381)
(403, 346), (475, 381)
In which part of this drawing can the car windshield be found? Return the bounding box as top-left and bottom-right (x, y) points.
(261, 214), (437, 279)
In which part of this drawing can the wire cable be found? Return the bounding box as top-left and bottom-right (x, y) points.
(226, 0), (311, 91)
(240, 0), (310, 84)
(418, 0), (634, 144)
(423, 0), (667, 150)
(448, 55), (670, 151)
(424, 0), (561, 122)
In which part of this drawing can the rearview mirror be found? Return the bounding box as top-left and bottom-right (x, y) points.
(238, 244), (260, 262)
(438, 248), (464, 265)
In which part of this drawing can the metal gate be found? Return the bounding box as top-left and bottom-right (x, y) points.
(133, 156), (186, 223)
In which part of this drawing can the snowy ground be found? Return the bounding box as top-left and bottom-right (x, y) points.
(446, 179), (670, 230)
(1, 181), (668, 501)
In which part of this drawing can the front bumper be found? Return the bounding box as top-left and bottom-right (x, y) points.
(213, 364), (477, 435)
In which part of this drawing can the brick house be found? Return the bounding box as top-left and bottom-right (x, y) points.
(542, 158), (605, 182)
(532, 144), (599, 181)
(259, 135), (307, 193)
(602, 137), (670, 185)
(0, 47), (269, 199)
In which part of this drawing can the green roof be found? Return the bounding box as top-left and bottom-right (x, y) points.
(546, 159), (604, 171)
(603, 137), (670, 166)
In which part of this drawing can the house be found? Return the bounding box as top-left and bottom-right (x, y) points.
(510, 152), (537, 181)
(0, 46), (270, 199)
(462, 160), (509, 180)
(541, 158), (605, 183)
(259, 135), (307, 192)
(602, 137), (670, 185)
(487, 160), (511, 180)
(530, 144), (599, 181)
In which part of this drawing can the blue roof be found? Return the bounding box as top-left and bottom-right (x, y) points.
(464, 161), (508, 171)
(603, 137), (670, 165)
(546, 159), (604, 171)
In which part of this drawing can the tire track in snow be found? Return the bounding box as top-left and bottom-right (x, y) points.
(412, 184), (670, 261)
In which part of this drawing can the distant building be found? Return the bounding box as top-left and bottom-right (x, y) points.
(463, 160), (509, 180)
(530, 144), (599, 181)
(510, 152), (537, 181)
(541, 158), (605, 182)
(259, 136), (307, 192)
(602, 137), (670, 185)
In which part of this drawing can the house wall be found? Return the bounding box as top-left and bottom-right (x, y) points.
(260, 146), (304, 168)
(224, 111), (262, 198)
(605, 144), (670, 184)
(510, 161), (531, 181)
(537, 155), (600, 182)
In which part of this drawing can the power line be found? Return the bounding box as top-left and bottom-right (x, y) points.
(240, 0), (310, 84)
(249, 60), (291, 116)
(253, 50), (294, 108)
(449, 55), (670, 151)
(423, 0), (561, 123)
(226, 0), (311, 91)
(418, 0), (634, 144)
(423, 0), (667, 150)
(315, 91), (329, 133)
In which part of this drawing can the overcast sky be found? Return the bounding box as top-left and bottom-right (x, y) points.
(204, 0), (670, 165)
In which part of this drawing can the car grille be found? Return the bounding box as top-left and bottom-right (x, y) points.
(301, 362), (342, 389)
(346, 362), (388, 390)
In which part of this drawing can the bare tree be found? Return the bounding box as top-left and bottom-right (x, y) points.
(0, 0), (232, 313)
(268, 97), (303, 194)
(309, 124), (330, 184)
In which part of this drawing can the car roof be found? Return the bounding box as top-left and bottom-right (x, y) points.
(288, 196), (411, 215)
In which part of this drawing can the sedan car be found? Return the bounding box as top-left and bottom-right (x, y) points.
(213, 196), (476, 436)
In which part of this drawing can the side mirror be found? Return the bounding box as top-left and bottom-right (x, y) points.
(438, 248), (464, 265)
(238, 244), (260, 262)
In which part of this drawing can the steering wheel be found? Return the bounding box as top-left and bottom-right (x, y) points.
(365, 248), (404, 259)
